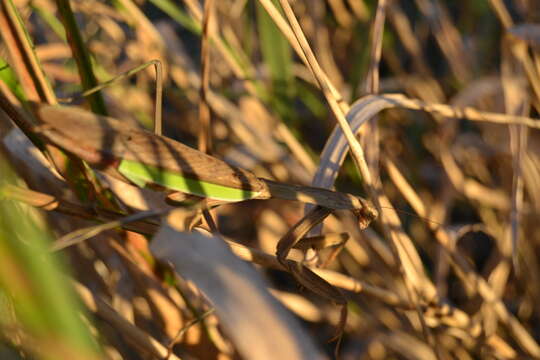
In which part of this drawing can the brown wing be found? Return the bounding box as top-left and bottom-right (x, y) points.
(35, 104), (268, 194)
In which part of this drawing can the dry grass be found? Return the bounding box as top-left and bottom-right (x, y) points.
(1, 0), (540, 359)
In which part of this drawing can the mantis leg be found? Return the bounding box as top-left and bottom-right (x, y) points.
(276, 206), (347, 344)
(61, 60), (164, 135)
(275, 204), (374, 354)
(294, 232), (350, 268)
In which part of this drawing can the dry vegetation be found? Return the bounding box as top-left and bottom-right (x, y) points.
(1, 0), (540, 359)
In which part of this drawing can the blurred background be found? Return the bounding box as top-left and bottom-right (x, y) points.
(1, 0), (540, 359)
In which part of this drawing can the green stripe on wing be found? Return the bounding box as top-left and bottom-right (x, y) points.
(118, 159), (262, 201)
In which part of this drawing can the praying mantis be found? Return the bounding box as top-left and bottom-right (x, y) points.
(0, 61), (378, 342)
(32, 100), (376, 299)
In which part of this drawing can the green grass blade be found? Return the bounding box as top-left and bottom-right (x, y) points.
(0, 159), (101, 359)
(55, 0), (107, 115)
(31, 3), (66, 41)
(0, 58), (26, 101)
(255, 1), (295, 118)
(1, 0), (57, 103)
(147, 0), (200, 34)
(256, 0), (292, 87)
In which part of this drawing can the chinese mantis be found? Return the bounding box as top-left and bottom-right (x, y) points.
(0, 62), (378, 344)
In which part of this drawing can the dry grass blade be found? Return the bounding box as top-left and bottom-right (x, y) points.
(151, 210), (326, 360)
(414, 0), (471, 82)
(488, 0), (514, 28)
(313, 94), (540, 201)
(310, 89), (539, 313)
(382, 135), (540, 356)
(501, 38), (528, 276)
(4, 1), (540, 358)
(180, 0), (257, 95)
(0, 184), (160, 235)
(447, 248), (540, 356)
(361, 0), (386, 177)
(358, 5), (438, 338)
(387, 3), (431, 76)
(197, 0), (217, 233)
(2, 183), (404, 310)
(74, 281), (182, 360)
(198, 0), (214, 154)
(313, 92), (540, 202)
(277, 0), (374, 191)
(316, 93), (540, 192)
(509, 24), (540, 47)
(0, 1), (56, 103)
(364, 0), (386, 94)
(379, 331), (437, 360)
(257, 0), (347, 110)
(50, 209), (164, 252)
